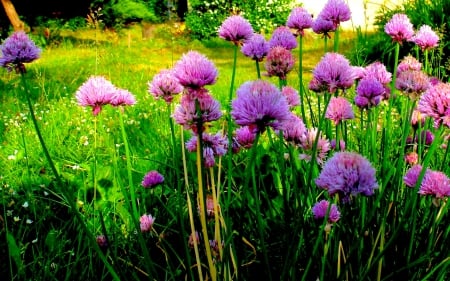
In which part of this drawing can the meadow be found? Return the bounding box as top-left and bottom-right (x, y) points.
(1, 4), (449, 281)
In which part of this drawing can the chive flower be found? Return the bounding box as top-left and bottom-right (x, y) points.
(384, 13), (414, 44)
(417, 82), (450, 128)
(0, 31), (40, 73)
(311, 200), (341, 223)
(286, 7), (313, 37)
(241, 33), (270, 61)
(173, 51), (218, 89)
(148, 69), (184, 103)
(268, 26), (298, 50)
(218, 15), (254, 45)
(142, 170), (164, 188)
(410, 25), (439, 51)
(75, 76), (117, 116)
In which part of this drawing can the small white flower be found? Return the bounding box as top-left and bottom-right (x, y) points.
(6, 210), (13, 216)
(26, 219), (33, 224)
(32, 238), (38, 243)
(13, 216), (20, 222)
(22, 201), (29, 208)
(43, 191), (49, 196)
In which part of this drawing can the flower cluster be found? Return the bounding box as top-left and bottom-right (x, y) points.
(141, 170), (164, 188)
(0, 31), (41, 73)
(404, 165), (450, 199)
(384, 13), (414, 44)
(417, 82), (450, 128)
(311, 200), (341, 223)
(286, 7), (314, 37)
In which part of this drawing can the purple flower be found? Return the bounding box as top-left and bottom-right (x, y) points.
(355, 77), (385, 109)
(395, 70), (430, 98)
(186, 132), (228, 168)
(364, 61), (392, 85)
(325, 96), (354, 125)
(0, 31), (41, 73)
(417, 82), (450, 128)
(218, 15), (254, 45)
(397, 55), (422, 74)
(241, 33), (270, 61)
(75, 76), (117, 116)
(404, 164), (424, 187)
(172, 90), (222, 132)
(384, 13), (414, 44)
(419, 170), (450, 198)
(188, 231), (200, 248)
(410, 25), (439, 51)
(312, 17), (336, 38)
(282, 113), (307, 144)
(318, 0), (351, 28)
(415, 130), (434, 146)
(286, 7), (313, 36)
(231, 80), (291, 133)
(299, 128), (331, 165)
(352, 66), (366, 81)
(173, 51), (218, 89)
(309, 52), (355, 94)
(265, 46), (295, 80)
(96, 235), (108, 249)
(148, 69), (183, 103)
(234, 126), (256, 149)
(315, 152), (378, 202)
(281, 86), (300, 107)
(110, 88), (137, 107)
(330, 139), (346, 151)
(311, 200), (341, 223)
(268, 26), (298, 50)
(140, 214), (155, 233)
(142, 170), (164, 188)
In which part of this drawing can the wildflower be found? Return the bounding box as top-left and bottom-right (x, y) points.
(395, 70), (430, 99)
(282, 113), (307, 145)
(264, 46), (295, 80)
(75, 76), (117, 116)
(231, 80), (291, 133)
(281, 86), (300, 108)
(417, 82), (450, 128)
(26, 218), (33, 224)
(384, 13), (414, 44)
(96, 235), (108, 249)
(186, 132), (228, 168)
(309, 52), (355, 94)
(188, 231), (200, 248)
(312, 17), (336, 38)
(218, 15), (254, 45)
(140, 214), (155, 233)
(330, 139), (346, 151)
(0, 31), (41, 73)
(405, 152), (418, 166)
(410, 25), (439, 51)
(312, 200), (341, 223)
(286, 7), (314, 36)
(142, 170), (164, 188)
(318, 0), (351, 28)
(354, 77), (385, 109)
(22, 201), (29, 208)
(419, 170), (450, 198)
(241, 33), (270, 61)
(315, 152), (378, 202)
(415, 130), (434, 146)
(268, 26), (298, 50)
(148, 69), (183, 103)
(397, 55), (422, 74)
(365, 61), (392, 85)
(110, 88), (136, 107)
(234, 126), (256, 149)
(325, 96), (354, 125)
(299, 128), (331, 165)
(173, 51), (218, 89)
(352, 66), (366, 81)
(172, 90), (222, 132)
(197, 194), (216, 218)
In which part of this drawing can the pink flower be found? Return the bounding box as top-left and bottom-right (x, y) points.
(265, 46), (295, 80)
(140, 214), (155, 233)
(282, 113), (307, 145)
(241, 33), (270, 61)
(397, 55), (422, 74)
(234, 126), (256, 149)
(186, 132), (228, 168)
(110, 88), (136, 107)
(384, 13), (415, 44)
(410, 25), (439, 51)
(299, 128), (331, 165)
(173, 51), (218, 89)
(417, 82), (450, 128)
(419, 170), (450, 198)
(311, 200), (341, 223)
(395, 70), (430, 99)
(148, 69), (183, 103)
(142, 170), (164, 188)
(75, 76), (117, 116)
(218, 15), (254, 45)
(268, 26), (298, 50)
(318, 0), (351, 28)
(281, 86), (300, 108)
(286, 7), (314, 36)
(325, 96), (354, 125)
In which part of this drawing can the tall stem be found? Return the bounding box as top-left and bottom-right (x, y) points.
(298, 35), (307, 123)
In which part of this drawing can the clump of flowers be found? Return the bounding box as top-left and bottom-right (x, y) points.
(0, 31), (41, 73)
(264, 46), (295, 80)
(404, 165), (450, 199)
(318, 0), (351, 29)
(311, 200), (341, 223)
(325, 96), (354, 125)
(299, 128), (331, 165)
(354, 77), (385, 109)
(186, 132), (228, 168)
(309, 52), (355, 94)
(148, 69), (184, 103)
(417, 82), (450, 128)
(231, 80), (291, 133)
(384, 13), (415, 44)
(142, 170), (164, 188)
(286, 6), (314, 37)
(218, 15), (254, 45)
(410, 25), (440, 51)
(268, 26), (298, 50)
(140, 214), (155, 233)
(241, 33), (270, 61)
(315, 152), (378, 202)
(173, 51), (218, 89)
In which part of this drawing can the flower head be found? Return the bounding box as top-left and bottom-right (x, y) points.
(0, 31), (41, 73)
(218, 15), (254, 45)
(417, 82), (450, 128)
(355, 77), (385, 109)
(384, 13), (414, 44)
(397, 55), (422, 74)
(241, 33), (270, 61)
(299, 128), (331, 165)
(234, 126), (256, 149)
(281, 86), (300, 108)
(309, 52), (355, 94)
(312, 200), (341, 223)
(265, 46), (295, 80)
(173, 51), (218, 89)
(404, 164), (424, 187)
(142, 170), (164, 188)
(318, 0), (351, 28)
(282, 113), (307, 144)
(96, 235), (108, 249)
(75, 76), (117, 116)
(315, 152), (378, 202)
(419, 170), (450, 198)
(231, 80), (291, 133)
(286, 7), (314, 36)
(110, 88), (136, 107)
(395, 70), (430, 99)
(312, 17), (336, 37)
(325, 96), (354, 125)
(148, 69), (183, 103)
(140, 214), (155, 233)
(268, 26), (298, 50)
(186, 132), (228, 168)
(410, 25), (439, 51)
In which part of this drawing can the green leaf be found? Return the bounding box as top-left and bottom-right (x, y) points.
(6, 233), (24, 274)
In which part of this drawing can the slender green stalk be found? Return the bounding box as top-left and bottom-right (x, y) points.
(334, 27), (340, 52)
(255, 60), (261, 79)
(298, 35), (307, 123)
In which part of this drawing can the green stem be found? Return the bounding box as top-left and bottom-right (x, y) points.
(298, 35), (306, 123)
(255, 60), (261, 79)
(334, 27), (340, 53)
